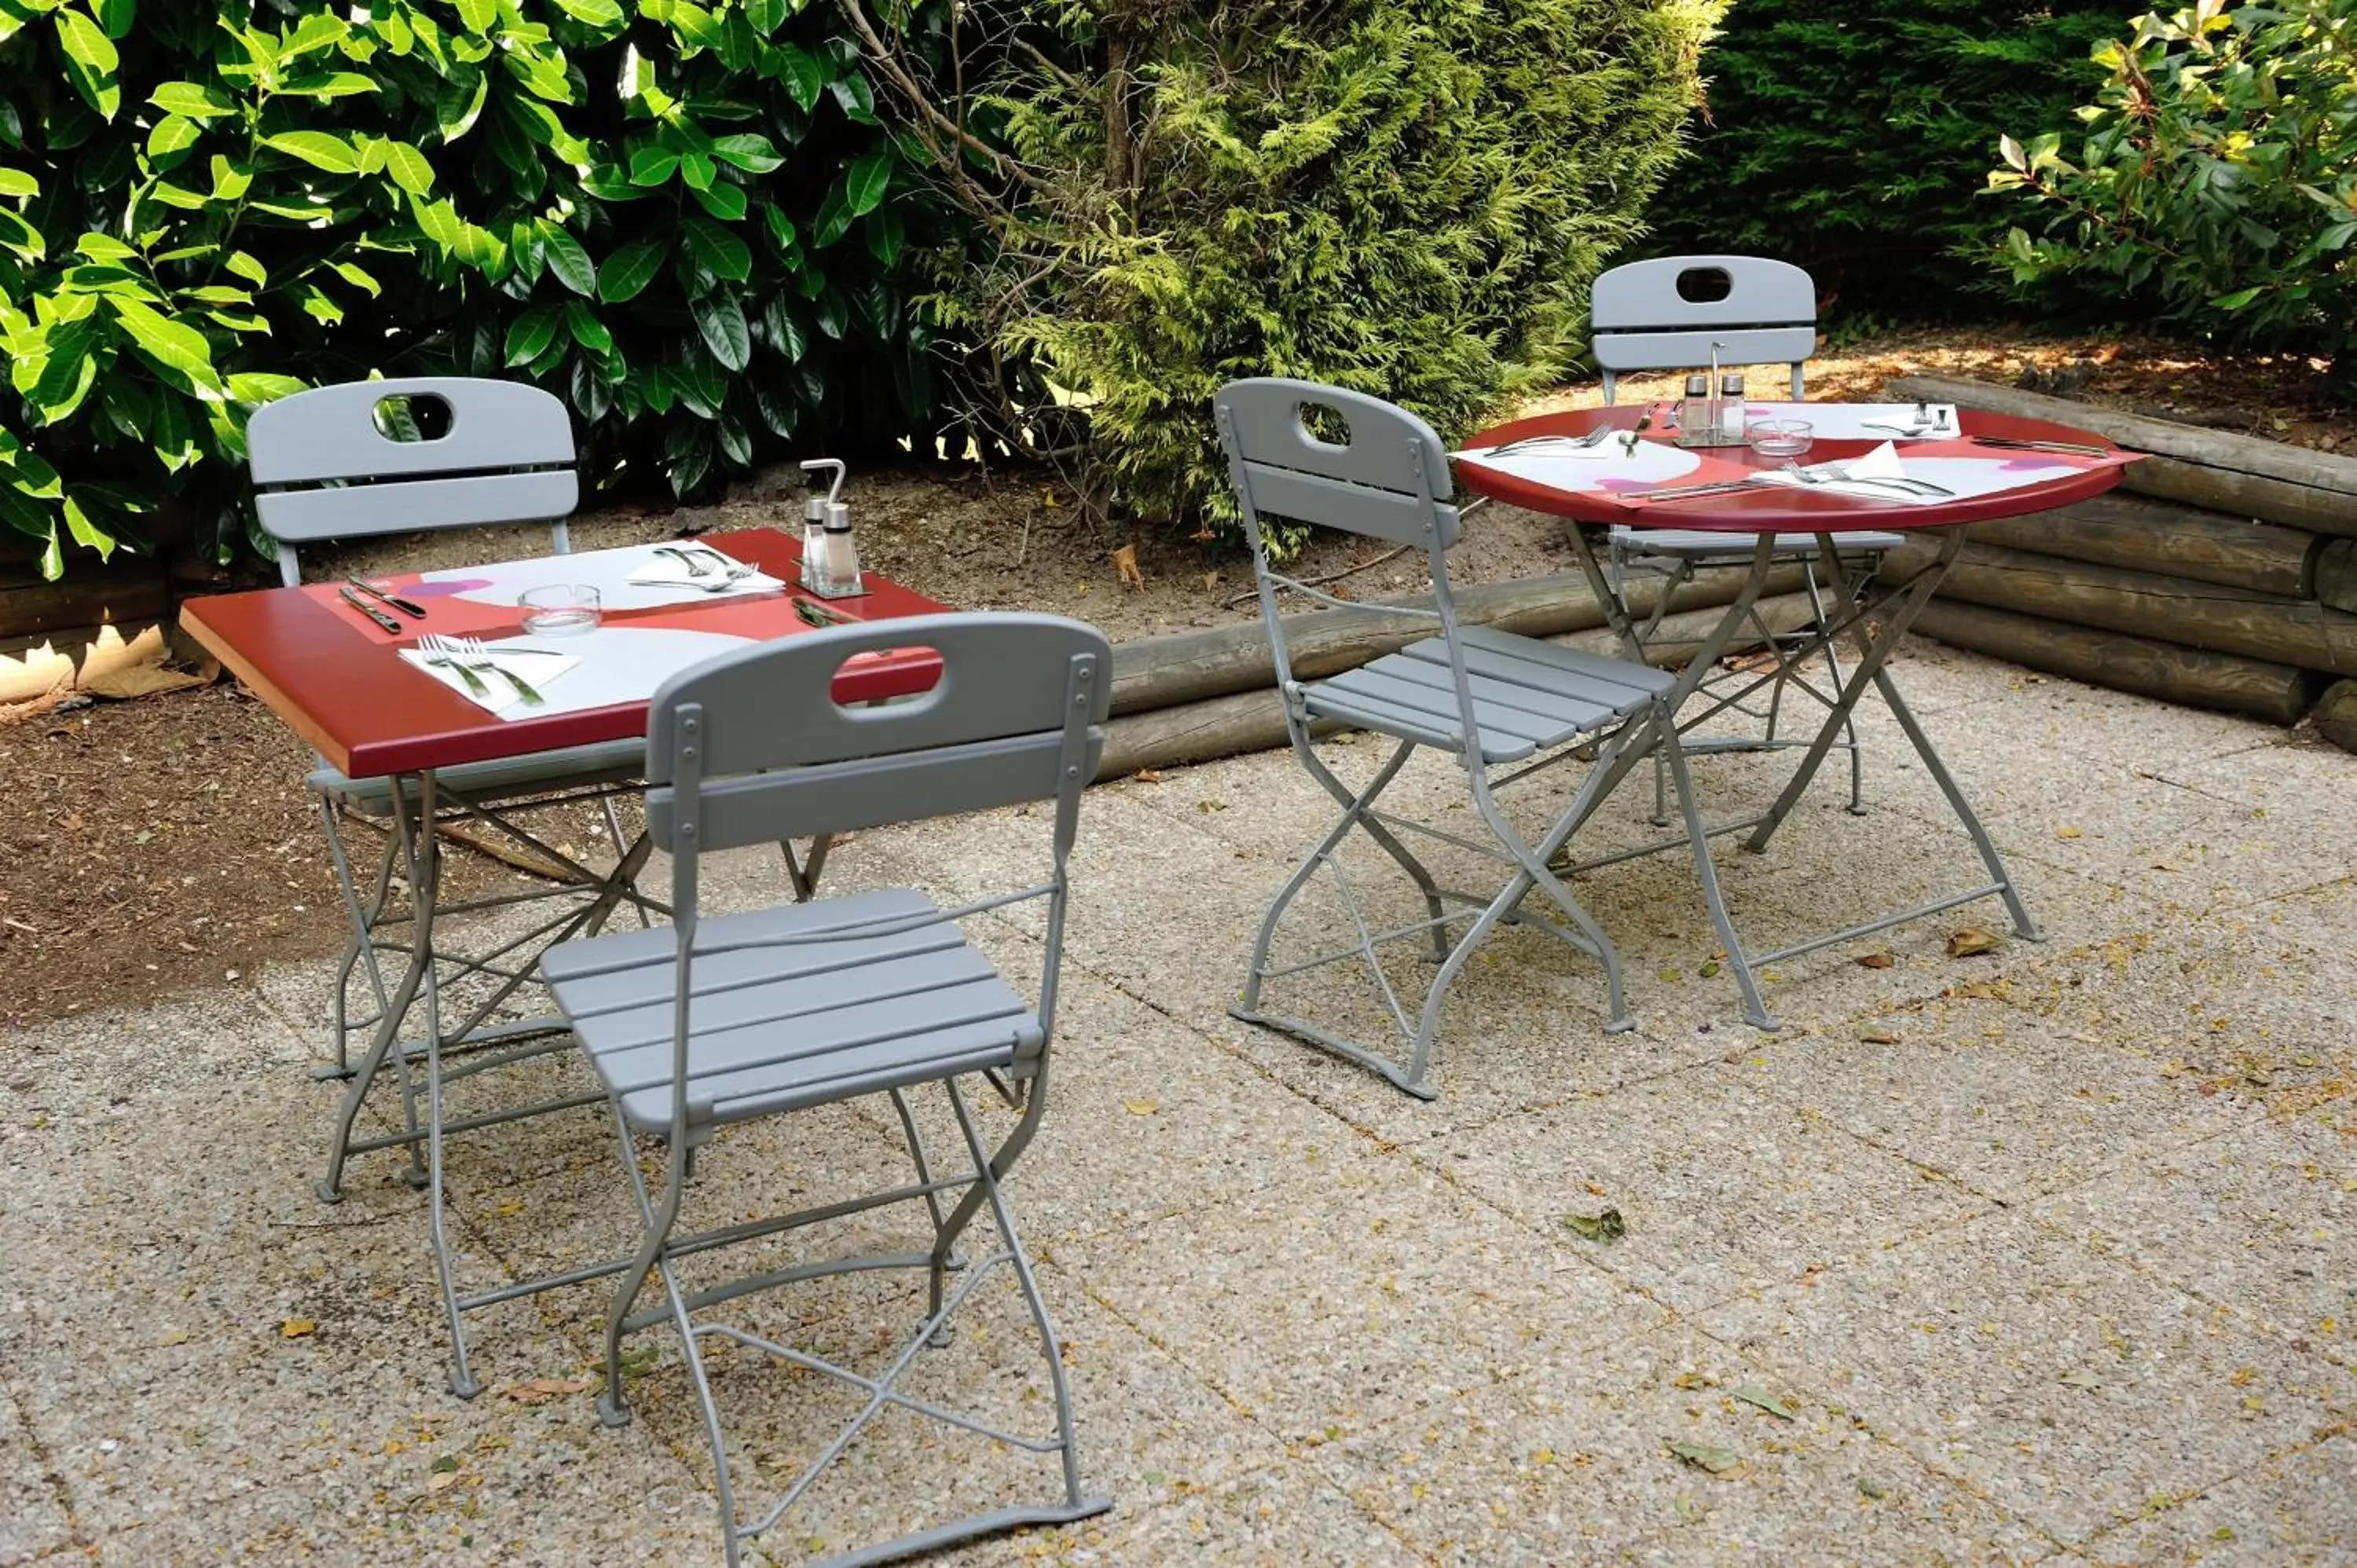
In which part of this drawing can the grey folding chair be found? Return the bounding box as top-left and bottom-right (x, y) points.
(249, 379), (654, 1109)
(1589, 256), (1897, 819)
(537, 612), (1113, 1566)
(1217, 379), (1748, 1098)
(250, 379), (823, 1127)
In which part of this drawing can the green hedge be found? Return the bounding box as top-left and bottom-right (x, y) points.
(1990, 1), (2357, 380)
(865, 0), (1721, 540)
(0, 0), (939, 579)
(1643, 0), (2132, 317)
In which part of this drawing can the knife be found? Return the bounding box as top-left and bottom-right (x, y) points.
(345, 575), (427, 617)
(338, 586), (403, 633)
(1633, 478), (1771, 502)
(1967, 436), (2112, 457)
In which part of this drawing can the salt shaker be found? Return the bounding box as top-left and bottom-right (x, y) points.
(797, 457), (845, 594)
(1719, 373), (1747, 443)
(1680, 374), (1708, 437)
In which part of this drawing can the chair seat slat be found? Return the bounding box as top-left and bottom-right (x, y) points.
(1354, 647), (1624, 731)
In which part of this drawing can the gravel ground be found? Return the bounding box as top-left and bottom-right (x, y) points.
(4, 636), (2353, 1566)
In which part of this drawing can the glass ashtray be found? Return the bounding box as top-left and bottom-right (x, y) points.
(518, 583), (602, 636)
(1747, 418), (1814, 459)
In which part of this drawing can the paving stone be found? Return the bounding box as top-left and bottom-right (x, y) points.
(1726, 990), (2256, 1203)
(2030, 1119), (2357, 1354)
(1440, 1067), (1984, 1314)
(1696, 1209), (2355, 1545)
(6, 648), (2353, 1566)
(2064, 1432), (2357, 1568)
(0, 1381), (75, 1567)
(1061, 1143), (1670, 1444)
(1310, 1324), (2051, 1566)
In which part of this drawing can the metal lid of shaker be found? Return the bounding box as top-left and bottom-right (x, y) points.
(1721, 373), (1746, 394)
(822, 500), (852, 533)
(1684, 374), (1710, 396)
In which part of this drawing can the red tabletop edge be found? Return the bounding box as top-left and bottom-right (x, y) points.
(180, 528), (951, 779)
(1455, 406), (2132, 532)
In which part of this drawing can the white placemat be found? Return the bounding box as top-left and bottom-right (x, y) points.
(1750, 442), (2091, 506)
(1743, 401), (1962, 441)
(417, 541), (786, 612)
(1648, 401), (1963, 441)
(399, 643), (581, 716)
(1455, 437), (1713, 493)
(401, 626), (755, 720)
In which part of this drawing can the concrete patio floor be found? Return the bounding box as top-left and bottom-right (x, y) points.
(5, 639), (2354, 1566)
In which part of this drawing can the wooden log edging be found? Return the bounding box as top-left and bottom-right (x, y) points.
(1880, 538), (2357, 680)
(1908, 600), (2321, 725)
(1097, 591), (1818, 780)
(1890, 372), (2357, 542)
(1109, 563), (1803, 716)
(1966, 492), (2322, 599)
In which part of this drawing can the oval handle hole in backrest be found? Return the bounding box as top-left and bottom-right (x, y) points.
(1674, 266), (1734, 305)
(374, 391), (454, 443)
(1296, 400), (1351, 450)
(831, 643), (944, 717)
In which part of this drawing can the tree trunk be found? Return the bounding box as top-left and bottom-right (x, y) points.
(2315, 679), (2357, 754)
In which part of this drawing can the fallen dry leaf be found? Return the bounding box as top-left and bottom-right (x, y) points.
(1732, 1383), (1798, 1421)
(1122, 1097), (1160, 1116)
(1131, 768), (1164, 783)
(1856, 952), (1894, 969)
(503, 1377), (592, 1405)
(1113, 544), (1145, 590)
(280, 1317), (317, 1339)
(1946, 927), (2000, 958)
(1665, 1437), (1743, 1475)
(1857, 1026), (1900, 1044)
(2055, 826), (2084, 841)
(1563, 1208), (1627, 1243)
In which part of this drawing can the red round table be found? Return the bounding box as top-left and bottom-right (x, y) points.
(1455, 405), (2128, 530)
(1450, 401), (2135, 1030)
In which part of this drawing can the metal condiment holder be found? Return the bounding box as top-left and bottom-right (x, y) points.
(1674, 339), (1747, 448)
(794, 457), (870, 599)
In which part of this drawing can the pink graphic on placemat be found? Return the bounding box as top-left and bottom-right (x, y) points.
(401, 577), (491, 597)
(1595, 478), (1649, 494)
(1996, 456), (2071, 473)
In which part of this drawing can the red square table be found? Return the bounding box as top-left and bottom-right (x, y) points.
(182, 526), (948, 779)
(181, 528), (953, 1394)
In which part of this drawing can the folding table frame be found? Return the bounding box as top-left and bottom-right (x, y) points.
(1553, 522), (2039, 1028)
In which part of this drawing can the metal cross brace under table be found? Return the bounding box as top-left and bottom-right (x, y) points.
(1547, 522), (2038, 1028)
(312, 763), (838, 1397)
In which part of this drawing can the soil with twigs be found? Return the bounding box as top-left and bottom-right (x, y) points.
(2, 324), (2346, 1027)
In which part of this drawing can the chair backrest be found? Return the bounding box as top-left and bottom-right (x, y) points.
(643, 612), (1109, 1132)
(247, 376), (579, 585)
(647, 611), (1109, 855)
(1215, 379), (1460, 553)
(1215, 377), (1490, 761)
(1589, 255), (1816, 403)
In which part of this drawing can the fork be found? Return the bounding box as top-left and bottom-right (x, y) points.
(654, 544), (712, 577)
(1483, 427), (1620, 459)
(676, 551), (759, 591)
(1780, 461), (1954, 498)
(420, 632), (544, 705)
